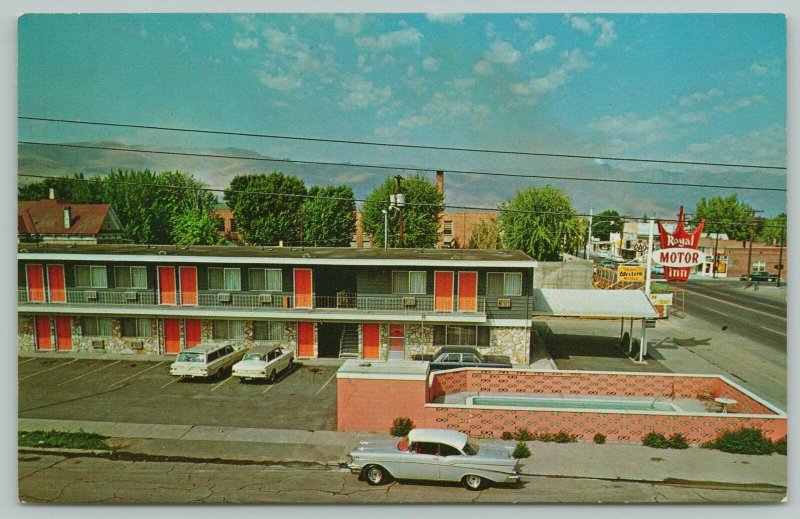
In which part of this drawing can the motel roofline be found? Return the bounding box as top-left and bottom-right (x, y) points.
(18, 244), (536, 268)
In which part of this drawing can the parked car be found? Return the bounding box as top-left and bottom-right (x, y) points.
(346, 428), (522, 490)
(598, 260), (616, 269)
(232, 345), (294, 383)
(609, 255), (626, 263)
(169, 342), (247, 379)
(650, 264), (664, 275)
(747, 272), (779, 283)
(429, 347), (512, 371)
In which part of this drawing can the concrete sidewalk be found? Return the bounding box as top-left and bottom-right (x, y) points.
(18, 418), (787, 489)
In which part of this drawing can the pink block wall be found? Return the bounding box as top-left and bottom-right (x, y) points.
(338, 378), (429, 432)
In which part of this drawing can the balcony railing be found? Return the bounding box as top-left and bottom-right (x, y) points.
(18, 289), (486, 314)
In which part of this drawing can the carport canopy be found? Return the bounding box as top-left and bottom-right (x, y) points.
(531, 289), (659, 319)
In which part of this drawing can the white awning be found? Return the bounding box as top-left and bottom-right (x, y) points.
(532, 289), (659, 319)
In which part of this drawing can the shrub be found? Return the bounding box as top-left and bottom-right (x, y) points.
(553, 430), (578, 443)
(642, 432), (671, 449)
(650, 282), (671, 294)
(593, 433), (606, 444)
(18, 430), (111, 450)
(667, 433), (689, 449)
(773, 436), (787, 456)
(513, 428), (535, 441)
(703, 428), (775, 455)
(501, 431), (513, 441)
(389, 417), (415, 437)
(512, 441), (531, 459)
(534, 432), (554, 442)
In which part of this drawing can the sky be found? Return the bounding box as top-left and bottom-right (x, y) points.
(17, 12), (787, 217)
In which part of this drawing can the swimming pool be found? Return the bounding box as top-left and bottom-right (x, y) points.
(467, 395), (683, 413)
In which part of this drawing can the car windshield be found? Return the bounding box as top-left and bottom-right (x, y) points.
(176, 352), (204, 363)
(243, 353), (266, 362)
(463, 439), (480, 456)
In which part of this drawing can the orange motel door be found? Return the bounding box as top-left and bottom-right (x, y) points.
(179, 267), (198, 306)
(26, 264), (45, 303)
(297, 322), (315, 357)
(434, 271), (454, 312)
(158, 266), (177, 305)
(55, 316), (72, 351)
(184, 319), (202, 349)
(164, 319), (181, 354)
(47, 265), (67, 303)
(457, 271), (478, 312)
(362, 323), (380, 359)
(35, 316), (52, 350)
(294, 269), (312, 309)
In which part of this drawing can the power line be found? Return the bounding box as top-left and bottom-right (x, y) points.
(18, 141), (786, 193)
(19, 116), (787, 171)
(17, 173), (787, 230)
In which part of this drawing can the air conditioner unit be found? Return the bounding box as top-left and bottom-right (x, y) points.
(91, 340), (106, 349)
(402, 296), (417, 307)
(258, 293), (273, 304)
(85, 290), (98, 300)
(125, 291), (138, 301)
(217, 293), (232, 303)
(497, 298), (512, 309)
(130, 340), (144, 350)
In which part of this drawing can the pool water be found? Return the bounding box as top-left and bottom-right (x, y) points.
(470, 396), (681, 413)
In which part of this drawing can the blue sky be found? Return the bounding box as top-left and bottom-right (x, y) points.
(17, 13), (787, 216)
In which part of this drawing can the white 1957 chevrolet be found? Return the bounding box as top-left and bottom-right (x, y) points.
(346, 428), (522, 490)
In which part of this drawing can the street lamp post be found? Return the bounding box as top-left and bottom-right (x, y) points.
(381, 209), (388, 250)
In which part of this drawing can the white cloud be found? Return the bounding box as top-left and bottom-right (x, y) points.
(426, 13), (465, 24)
(449, 78), (476, 89)
(515, 17), (534, 31)
(510, 49), (590, 98)
(485, 40), (521, 65)
(422, 57), (439, 72)
(232, 14), (257, 33)
(750, 62), (768, 75)
(333, 14), (365, 35)
(594, 17), (617, 47)
(685, 124), (785, 165)
(199, 20), (213, 31)
(713, 94), (766, 114)
(233, 34), (259, 50)
(530, 35), (556, 53)
(679, 88), (723, 107)
(256, 70), (302, 92)
(588, 112), (673, 149)
(474, 60), (493, 76)
(398, 113), (431, 130)
(566, 14), (593, 35)
(677, 111), (709, 124)
(338, 75), (392, 109)
(355, 27), (423, 51)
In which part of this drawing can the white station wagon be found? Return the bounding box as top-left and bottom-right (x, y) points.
(347, 428), (522, 490)
(232, 345), (294, 383)
(169, 342), (247, 379)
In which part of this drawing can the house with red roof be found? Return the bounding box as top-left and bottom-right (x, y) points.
(18, 193), (126, 244)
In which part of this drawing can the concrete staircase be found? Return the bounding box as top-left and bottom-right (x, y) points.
(338, 324), (360, 359)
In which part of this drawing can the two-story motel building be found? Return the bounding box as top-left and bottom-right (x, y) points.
(18, 245), (536, 364)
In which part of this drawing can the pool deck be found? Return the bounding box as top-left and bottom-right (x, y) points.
(434, 391), (710, 414)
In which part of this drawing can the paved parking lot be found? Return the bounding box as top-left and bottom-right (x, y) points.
(18, 356), (340, 431)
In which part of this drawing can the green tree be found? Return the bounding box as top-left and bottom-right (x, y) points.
(170, 210), (225, 246)
(757, 213), (787, 245)
(691, 195), (753, 243)
(499, 185), (582, 261)
(362, 174), (444, 248)
(300, 185), (357, 247)
(592, 209), (624, 241)
(468, 215), (501, 249)
(223, 172), (307, 245)
(18, 173), (104, 203)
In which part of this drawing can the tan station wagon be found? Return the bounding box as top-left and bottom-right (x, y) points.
(169, 342), (247, 379)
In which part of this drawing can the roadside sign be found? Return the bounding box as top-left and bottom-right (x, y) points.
(618, 265), (645, 282)
(633, 241), (647, 253)
(649, 293), (674, 306)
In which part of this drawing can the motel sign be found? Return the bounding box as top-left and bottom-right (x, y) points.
(655, 207), (705, 282)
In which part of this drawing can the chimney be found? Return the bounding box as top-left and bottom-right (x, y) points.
(49, 188), (55, 199)
(64, 206), (72, 229)
(435, 171), (444, 194)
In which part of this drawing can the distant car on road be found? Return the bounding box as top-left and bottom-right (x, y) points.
(232, 345), (294, 383)
(346, 428), (521, 490)
(429, 347), (512, 371)
(594, 250), (612, 259)
(598, 260), (616, 269)
(746, 272), (779, 283)
(609, 255), (626, 263)
(650, 264), (665, 275)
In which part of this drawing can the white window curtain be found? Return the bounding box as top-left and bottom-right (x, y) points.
(224, 269), (241, 291)
(504, 273), (523, 296)
(230, 320), (245, 339)
(115, 267), (131, 288)
(98, 318), (113, 336)
(249, 269), (266, 291)
(136, 318), (152, 337)
(90, 266), (107, 288)
(409, 271), (426, 294)
(131, 267), (147, 289)
(266, 269), (282, 291)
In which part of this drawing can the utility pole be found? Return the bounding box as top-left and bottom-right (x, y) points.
(394, 175), (405, 248)
(744, 209), (764, 288)
(777, 227), (785, 288)
(712, 232), (720, 279)
(586, 208), (593, 259)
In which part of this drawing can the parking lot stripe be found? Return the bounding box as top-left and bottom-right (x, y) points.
(108, 362), (164, 388)
(18, 358), (37, 365)
(160, 377), (182, 389)
(706, 307), (728, 317)
(261, 384), (274, 395)
(759, 326), (787, 337)
(314, 371), (337, 396)
(19, 359), (78, 381)
(57, 360), (120, 386)
(209, 376), (231, 392)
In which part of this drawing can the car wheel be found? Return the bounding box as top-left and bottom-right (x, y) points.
(462, 474), (486, 491)
(267, 369), (276, 384)
(364, 465), (389, 486)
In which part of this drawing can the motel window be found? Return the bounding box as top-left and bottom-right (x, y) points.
(433, 325), (490, 347)
(253, 321), (284, 341)
(75, 265), (108, 288)
(81, 317), (113, 337)
(392, 271), (426, 294)
(487, 272), (523, 296)
(212, 320), (245, 340)
(209, 268), (241, 291)
(443, 221), (453, 236)
(249, 269), (282, 291)
(114, 266), (147, 289)
(120, 318), (152, 338)
(752, 261), (766, 273)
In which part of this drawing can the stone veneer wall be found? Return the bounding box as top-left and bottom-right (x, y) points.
(405, 323), (434, 359)
(489, 327), (530, 365)
(18, 317), (35, 352)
